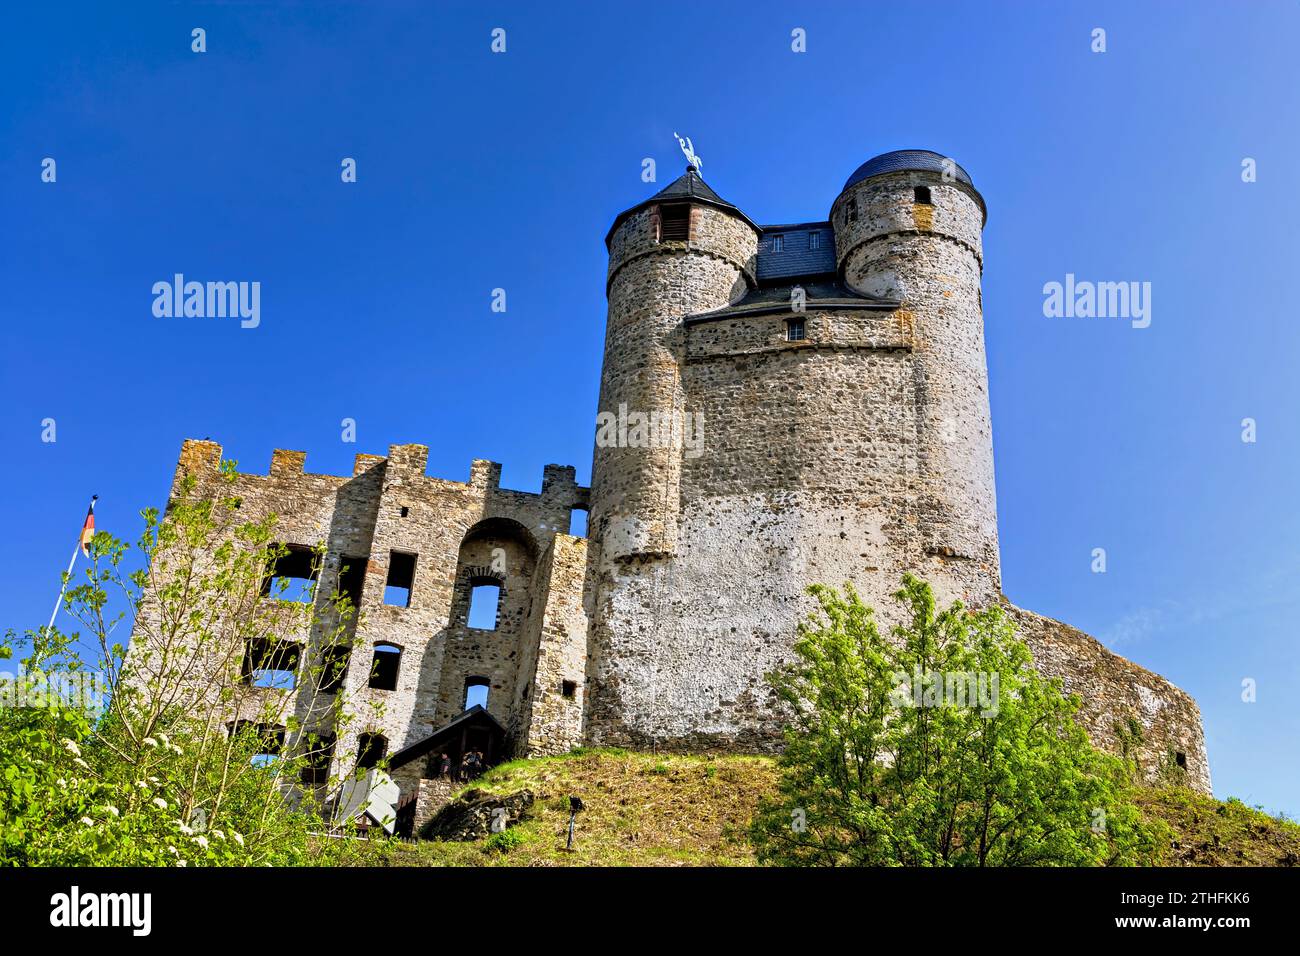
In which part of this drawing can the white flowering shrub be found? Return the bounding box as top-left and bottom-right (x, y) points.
(0, 465), (382, 865)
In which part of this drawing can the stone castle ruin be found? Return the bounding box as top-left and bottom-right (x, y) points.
(138, 150), (1210, 822)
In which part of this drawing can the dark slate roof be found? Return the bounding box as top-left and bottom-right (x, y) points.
(843, 149), (975, 190)
(840, 149), (986, 221)
(756, 222), (836, 283)
(386, 705), (506, 771)
(605, 166), (759, 247)
(684, 279), (898, 324)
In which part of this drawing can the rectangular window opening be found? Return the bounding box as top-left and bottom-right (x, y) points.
(319, 643), (350, 694)
(561, 680), (577, 699)
(384, 551), (416, 607)
(368, 643), (402, 691)
(468, 583), (501, 630)
(338, 556), (366, 611)
(659, 203), (690, 242)
(242, 637), (301, 690)
(263, 544), (318, 602)
(786, 318), (806, 342)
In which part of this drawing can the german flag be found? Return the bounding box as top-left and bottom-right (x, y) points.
(79, 495), (98, 556)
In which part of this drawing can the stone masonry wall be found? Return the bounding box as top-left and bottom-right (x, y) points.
(148, 439), (588, 798)
(1006, 604), (1211, 792)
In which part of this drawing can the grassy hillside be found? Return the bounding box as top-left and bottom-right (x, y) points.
(349, 749), (1299, 867)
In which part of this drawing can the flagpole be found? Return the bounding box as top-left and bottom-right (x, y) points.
(45, 495), (97, 636)
(45, 541), (81, 635)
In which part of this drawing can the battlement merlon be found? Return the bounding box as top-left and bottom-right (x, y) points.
(171, 439), (587, 505)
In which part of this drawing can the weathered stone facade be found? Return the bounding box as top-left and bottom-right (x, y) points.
(134, 150), (1210, 801)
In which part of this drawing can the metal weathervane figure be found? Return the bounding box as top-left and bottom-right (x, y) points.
(673, 132), (702, 171)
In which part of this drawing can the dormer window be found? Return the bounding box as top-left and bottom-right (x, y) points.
(659, 204), (690, 242)
(771, 234), (784, 252)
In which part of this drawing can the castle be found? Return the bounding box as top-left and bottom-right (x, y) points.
(148, 150), (1211, 814)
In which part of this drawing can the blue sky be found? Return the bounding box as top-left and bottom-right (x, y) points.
(2, 1), (1297, 816)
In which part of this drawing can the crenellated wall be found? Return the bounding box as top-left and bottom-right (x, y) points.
(155, 439), (590, 793)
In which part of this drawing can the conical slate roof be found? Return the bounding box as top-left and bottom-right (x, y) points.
(605, 166), (758, 247)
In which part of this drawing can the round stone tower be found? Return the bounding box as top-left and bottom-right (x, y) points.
(830, 149), (1001, 599)
(590, 167), (759, 561)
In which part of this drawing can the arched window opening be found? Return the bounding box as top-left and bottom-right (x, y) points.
(464, 676), (490, 711)
(369, 642), (402, 691)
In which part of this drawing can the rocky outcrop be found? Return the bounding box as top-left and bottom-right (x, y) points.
(420, 789), (535, 841)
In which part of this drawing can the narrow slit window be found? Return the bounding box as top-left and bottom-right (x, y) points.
(847, 197), (858, 222)
(464, 676), (490, 710)
(468, 583), (501, 630)
(369, 642), (402, 691)
(384, 551), (416, 607)
(659, 204), (690, 242)
(786, 318), (806, 342)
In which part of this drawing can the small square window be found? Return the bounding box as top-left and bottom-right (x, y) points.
(561, 680), (577, 699)
(399, 506), (409, 518)
(786, 318), (806, 342)
(914, 185), (932, 205)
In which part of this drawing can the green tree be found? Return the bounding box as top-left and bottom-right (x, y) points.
(0, 463), (383, 866)
(752, 575), (1162, 866)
